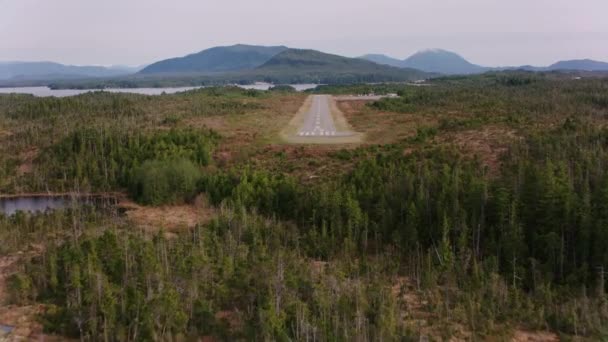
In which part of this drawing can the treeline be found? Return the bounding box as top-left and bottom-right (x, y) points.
(3, 87), (267, 121)
(0, 86), (292, 194)
(194, 122), (608, 335)
(0, 205), (111, 255)
(10, 210), (407, 340)
(496, 122), (608, 288)
(7, 92), (145, 120)
(12, 120), (608, 338)
(369, 75), (608, 122)
(31, 128), (219, 204)
(310, 83), (408, 95)
(200, 122), (608, 293)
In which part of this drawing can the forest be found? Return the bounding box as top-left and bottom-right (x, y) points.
(1, 73), (608, 340)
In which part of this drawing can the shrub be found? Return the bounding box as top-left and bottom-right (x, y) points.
(7, 273), (35, 305)
(269, 85), (296, 92)
(130, 158), (201, 205)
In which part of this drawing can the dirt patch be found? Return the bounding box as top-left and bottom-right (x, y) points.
(0, 305), (45, 341)
(336, 100), (436, 145)
(122, 195), (215, 232)
(17, 147), (38, 176)
(392, 276), (439, 339)
(310, 260), (328, 278)
(0, 256), (19, 305)
(0, 255), (52, 341)
(391, 277), (478, 341)
(249, 144), (358, 184)
(392, 277), (428, 316)
(185, 94), (306, 148)
(215, 309), (243, 332)
(0, 244), (83, 341)
(511, 330), (559, 342)
(437, 125), (520, 175)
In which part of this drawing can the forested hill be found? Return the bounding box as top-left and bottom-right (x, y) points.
(0, 61), (138, 80)
(45, 48), (434, 88)
(547, 59), (608, 71)
(361, 49), (487, 75)
(252, 48), (432, 83)
(401, 49), (487, 74)
(139, 44), (288, 74)
(359, 53), (404, 68)
(259, 48), (405, 71)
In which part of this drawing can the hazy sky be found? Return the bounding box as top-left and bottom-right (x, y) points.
(1, 0), (607, 67)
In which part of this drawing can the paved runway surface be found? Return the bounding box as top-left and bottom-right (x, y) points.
(297, 95), (351, 137)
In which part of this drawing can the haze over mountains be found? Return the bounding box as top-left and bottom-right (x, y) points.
(361, 49), (608, 75)
(537, 59), (608, 72)
(246, 48), (430, 84)
(361, 49), (487, 75)
(0, 62), (141, 81)
(139, 44), (288, 74)
(138, 45), (429, 82)
(1, 44), (607, 86)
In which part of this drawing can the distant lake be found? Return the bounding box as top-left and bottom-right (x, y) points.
(0, 86), (203, 97)
(0, 84), (319, 97)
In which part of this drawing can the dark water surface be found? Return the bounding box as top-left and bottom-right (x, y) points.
(0, 84), (319, 97)
(0, 86), (203, 97)
(0, 195), (117, 216)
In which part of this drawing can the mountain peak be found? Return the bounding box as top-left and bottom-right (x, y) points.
(360, 49), (487, 75)
(548, 59), (608, 71)
(402, 49), (486, 75)
(418, 48), (450, 54)
(254, 48), (431, 83)
(0, 61), (137, 80)
(140, 44), (288, 74)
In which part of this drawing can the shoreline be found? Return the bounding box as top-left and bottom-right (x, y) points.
(0, 192), (126, 200)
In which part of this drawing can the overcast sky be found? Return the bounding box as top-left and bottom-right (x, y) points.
(1, 0), (607, 67)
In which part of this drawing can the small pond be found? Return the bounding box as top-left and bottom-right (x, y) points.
(0, 324), (14, 337)
(0, 195), (118, 216)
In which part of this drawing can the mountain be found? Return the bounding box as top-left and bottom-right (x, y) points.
(253, 48), (432, 83)
(360, 49), (487, 75)
(547, 59), (608, 71)
(400, 49), (487, 75)
(0, 61), (138, 80)
(107, 65), (144, 74)
(496, 59), (608, 72)
(139, 44), (288, 74)
(358, 54), (404, 68)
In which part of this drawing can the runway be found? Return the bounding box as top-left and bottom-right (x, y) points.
(297, 95), (351, 137)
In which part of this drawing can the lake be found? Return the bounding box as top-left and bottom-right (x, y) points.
(0, 86), (203, 97)
(0, 84), (319, 97)
(0, 195), (118, 216)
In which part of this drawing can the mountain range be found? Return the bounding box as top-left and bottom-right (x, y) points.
(524, 59), (608, 72)
(361, 49), (487, 75)
(360, 49), (608, 75)
(239, 48), (431, 84)
(1, 45), (607, 87)
(0, 62), (141, 81)
(39, 47), (434, 88)
(139, 44), (288, 74)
